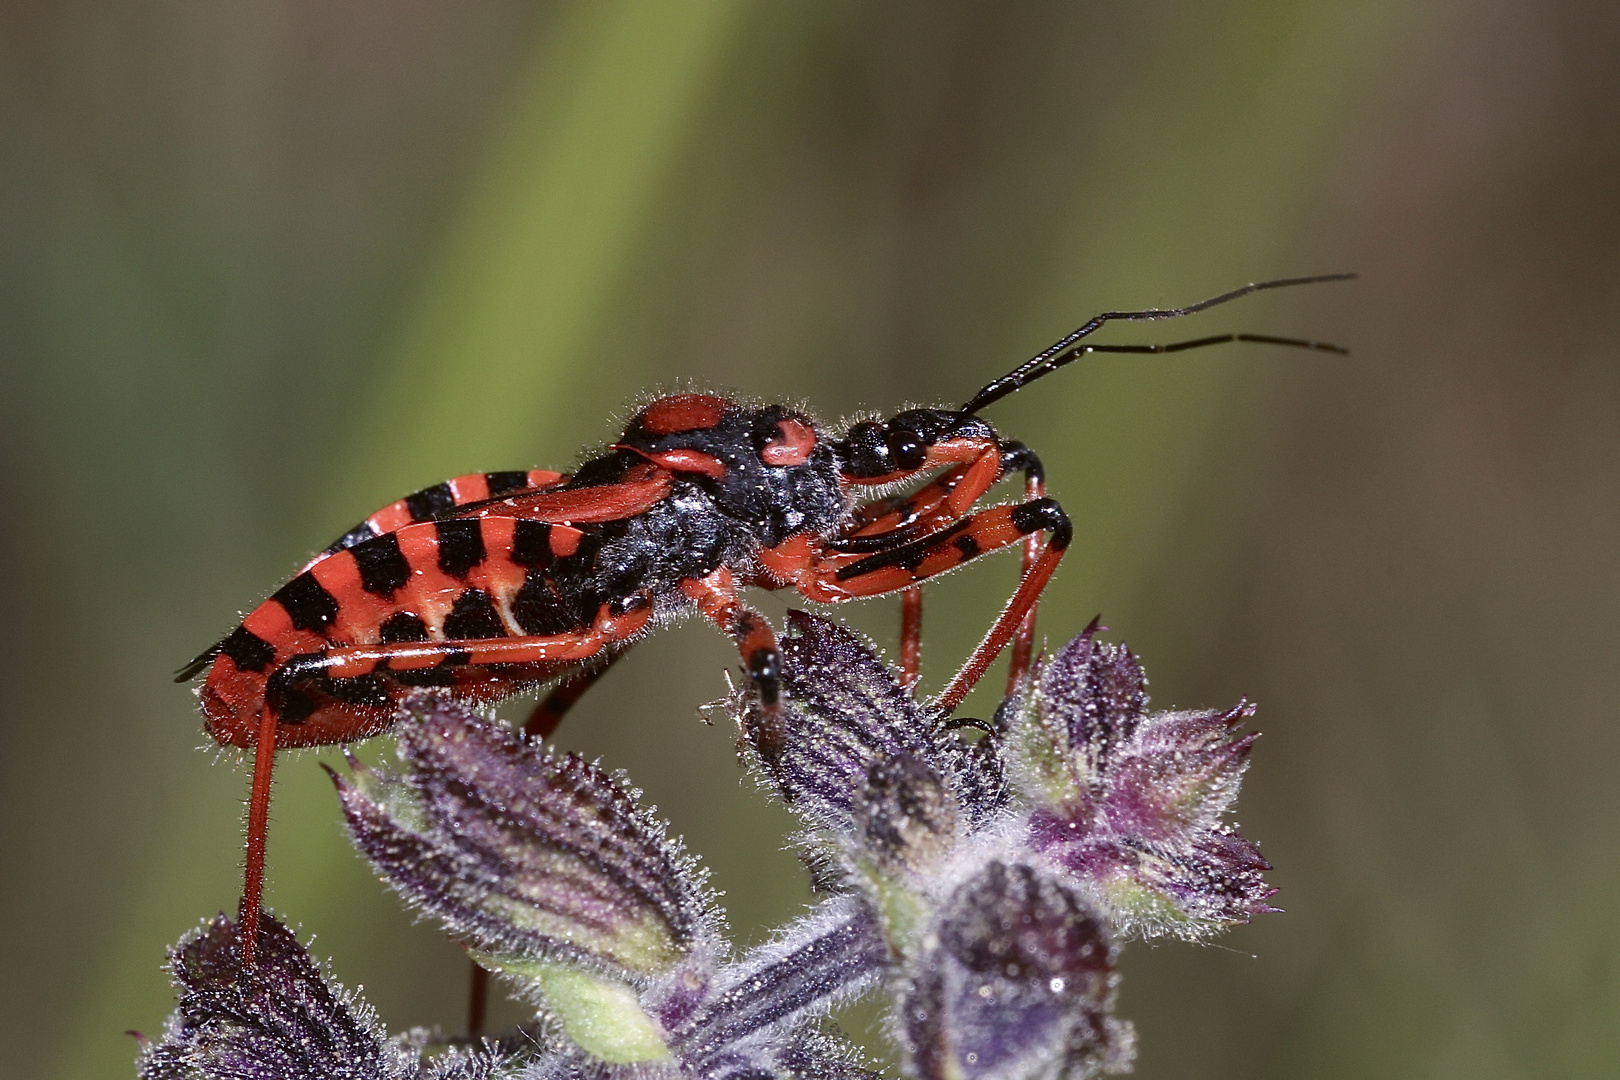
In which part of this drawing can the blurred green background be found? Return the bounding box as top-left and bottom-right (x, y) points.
(2, 2), (1616, 1078)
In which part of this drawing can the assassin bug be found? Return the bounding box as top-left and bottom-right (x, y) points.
(178, 272), (1350, 968)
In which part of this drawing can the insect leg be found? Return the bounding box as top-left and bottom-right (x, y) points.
(828, 467), (976, 558)
(820, 500), (1059, 593)
(835, 443), (1037, 690)
(318, 610), (651, 679)
(239, 705), (279, 970)
(936, 502), (1070, 713)
(521, 646), (631, 741)
(1000, 443), (1047, 691)
(899, 586), (923, 688)
(832, 444), (1005, 550)
(680, 567), (786, 760)
(808, 498), (1071, 711)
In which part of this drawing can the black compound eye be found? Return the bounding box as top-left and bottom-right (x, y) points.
(885, 427), (927, 471)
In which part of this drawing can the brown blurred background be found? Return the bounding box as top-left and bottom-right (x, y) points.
(2, 2), (1615, 1078)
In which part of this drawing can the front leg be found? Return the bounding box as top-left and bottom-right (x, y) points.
(812, 442), (1046, 688)
(1001, 443), (1048, 692)
(832, 441), (1007, 552)
(680, 567), (786, 760)
(763, 497), (1071, 709)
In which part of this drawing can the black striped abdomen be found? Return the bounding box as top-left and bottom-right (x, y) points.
(312, 469), (569, 565)
(202, 514), (601, 749)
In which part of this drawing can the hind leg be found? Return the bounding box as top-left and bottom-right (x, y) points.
(238, 706), (279, 969)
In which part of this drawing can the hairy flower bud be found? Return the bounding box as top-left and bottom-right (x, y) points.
(332, 693), (720, 982)
(331, 693), (728, 1065)
(137, 913), (504, 1080)
(736, 612), (1002, 836)
(670, 898), (889, 1070)
(1011, 624), (1276, 938)
(902, 861), (1134, 1080)
(853, 754), (960, 875)
(328, 692), (884, 1075)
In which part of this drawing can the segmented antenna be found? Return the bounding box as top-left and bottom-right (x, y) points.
(963, 273), (1354, 414)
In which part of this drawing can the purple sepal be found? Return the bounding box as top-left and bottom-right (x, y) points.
(331, 692), (720, 979)
(853, 754), (960, 874)
(671, 898), (888, 1067)
(737, 612), (1002, 834)
(136, 912), (503, 1080)
(902, 861), (1134, 1080)
(1034, 619), (1148, 782)
(1018, 625), (1276, 937)
(775, 1030), (882, 1080)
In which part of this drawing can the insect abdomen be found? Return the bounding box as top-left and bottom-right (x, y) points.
(315, 468), (568, 561)
(202, 514), (593, 749)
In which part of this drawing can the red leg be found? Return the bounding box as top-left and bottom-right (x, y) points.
(320, 604), (653, 680)
(830, 502), (1062, 594)
(833, 445), (1004, 551)
(841, 434), (1006, 495)
(1005, 470), (1047, 693)
(681, 567), (785, 759)
(239, 705), (278, 970)
(938, 530), (1068, 713)
(774, 497), (1071, 713)
(468, 961), (489, 1039)
(768, 498), (1069, 603)
(755, 445), (1011, 600)
(899, 586), (923, 688)
(841, 466), (972, 542)
(522, 647), (629, 741)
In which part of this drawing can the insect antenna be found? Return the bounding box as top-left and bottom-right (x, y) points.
(962, 272), (1355, 414)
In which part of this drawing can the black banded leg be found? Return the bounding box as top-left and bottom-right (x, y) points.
(1002, 445), (1047, 692)
(680, 568), (786, 762)
(937, 499), (1071, 713)
(735, 610), (785, 761)
(826, 499), (1070, 599)
(816, 497), (1072, 710)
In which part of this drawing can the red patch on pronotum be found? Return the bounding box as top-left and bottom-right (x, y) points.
(640, 394), (728, 435)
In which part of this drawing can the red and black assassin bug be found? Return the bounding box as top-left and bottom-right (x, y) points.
(178, 273), (1350, 967)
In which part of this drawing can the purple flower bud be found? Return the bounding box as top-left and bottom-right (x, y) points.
(331, 692), (720, 980)
(853, 754), (960, 874)
(776, 1030), (882, 1080)
(740, 613), (945, 821)
(1014, 627), (1276, 938)
(1042, 618), (1149, 767)
(902, 861), (1134, 1080)
(671, 898), (889, 1069)
(137, 913), (503, 1080)
(1009, 621), (1147, 803)
(736, 612), (1001, 833)
(1100, 706), (1257, 846)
